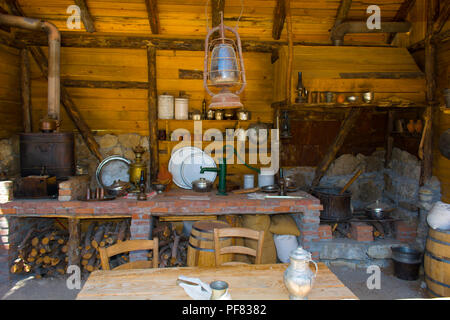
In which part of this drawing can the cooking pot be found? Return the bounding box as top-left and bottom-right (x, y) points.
(192, 178), (213, 192)
(312, 187), (352, 222)
(364, 201), (394, 220)
(215, 110), (224, 120)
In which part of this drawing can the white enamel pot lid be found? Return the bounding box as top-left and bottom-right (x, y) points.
(181, 150), (217, 189)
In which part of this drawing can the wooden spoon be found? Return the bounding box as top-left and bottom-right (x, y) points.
(340, 169), (363, 195)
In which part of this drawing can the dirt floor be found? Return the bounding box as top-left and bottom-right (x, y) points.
(0, 264), (426, 300)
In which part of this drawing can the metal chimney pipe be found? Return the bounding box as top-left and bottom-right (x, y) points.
(331, 21), (412, 46)
(0, 14), (60, 121)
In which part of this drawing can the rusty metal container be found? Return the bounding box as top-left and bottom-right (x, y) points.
(19, 133), (75, 178)
(312, 187), (352, 222)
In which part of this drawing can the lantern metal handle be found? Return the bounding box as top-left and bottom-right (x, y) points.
(203, 15), (247, 98)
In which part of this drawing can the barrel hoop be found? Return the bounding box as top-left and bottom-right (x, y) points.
(425, 250), (450, 264)
(424, 273), (450, 289)
(188, 242), (214, 253)
(427, 235), (450, 247)
(426, 286), (443, 298)
(192, 222), (227, 234)
(190, 233), (231, 242)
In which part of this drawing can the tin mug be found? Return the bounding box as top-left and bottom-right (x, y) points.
(210, 281), (229, 300)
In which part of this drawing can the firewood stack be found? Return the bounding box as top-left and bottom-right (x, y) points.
(152, 220), (189, 268)
(10, 219), (131, 278)
(10, 223), (70, 278)
(80, 220), (131, 273)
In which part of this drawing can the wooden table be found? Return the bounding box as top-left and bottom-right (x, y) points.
(76, 263), (358, 300)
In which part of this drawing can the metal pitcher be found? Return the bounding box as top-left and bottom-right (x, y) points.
(283, 247), (318, 300)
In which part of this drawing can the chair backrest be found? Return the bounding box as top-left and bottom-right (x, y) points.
(213, 227), (264, 266)
(99, 238), (159, 270)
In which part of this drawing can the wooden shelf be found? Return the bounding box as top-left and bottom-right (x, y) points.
(271, 101), (429, 111)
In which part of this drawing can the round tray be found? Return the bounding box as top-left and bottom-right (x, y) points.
(96, 155), (131, 189)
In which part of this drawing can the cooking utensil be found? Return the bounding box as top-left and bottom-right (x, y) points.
(347, 95), (358, 103)
(224, 109), (235, 120)
(96, 155), (131, 189)
(180, 150), (217, 189)
(191, 110), (202, 121)
(152, 183), (166, 193)
(215, 110), (224, 120)
(364, 201), (394, 220)
(339, 169), (363, 194)
(105, 180), (131, 197)
(192, 178), (213, 192)
(362, 91), (374, 103)
(261, 185), (280, 193)
(312, 187), (352, 222)
(236, 109), (250, 121)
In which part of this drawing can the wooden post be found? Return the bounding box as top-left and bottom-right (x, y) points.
(385, 110), (395, 168)
(311, 108), (363, 189)
(333, 0), (353, 29)
(211, 0), (225, 28)
(421, 0), (439, 185)
(67, 218), (81, 268)
(147, 45), (159, 182)
(285, 0), (293, 106)
(20, 48), (32, 133)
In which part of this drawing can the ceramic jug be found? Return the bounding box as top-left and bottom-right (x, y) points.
(283, 247), (318, 300)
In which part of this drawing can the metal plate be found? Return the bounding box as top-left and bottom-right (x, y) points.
(96, 155), (131, 189)
(261, 185), (280, 193)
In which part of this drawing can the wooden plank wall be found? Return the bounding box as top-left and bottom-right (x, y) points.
(0, 43), (22, 138)
(29, 48), (273, 135)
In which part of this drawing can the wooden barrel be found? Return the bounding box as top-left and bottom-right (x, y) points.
(187, 220), (232, 267)
(424, 227), (450, 297)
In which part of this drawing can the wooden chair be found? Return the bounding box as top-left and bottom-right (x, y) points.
(213, 227), (264, 266)
(99, 238), (159, 270)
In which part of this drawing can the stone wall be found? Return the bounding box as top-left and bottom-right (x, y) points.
(75, 133), (150, 188)
(0, 137), (20, 177)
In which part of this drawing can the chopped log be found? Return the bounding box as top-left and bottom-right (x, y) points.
(170, 231), (181, 265)
(310, 108), (363, 189)
(117, 220), (128, 243)
(91, 224), (106, 249)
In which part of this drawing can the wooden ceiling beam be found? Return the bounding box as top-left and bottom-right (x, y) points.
(272, 0), (286, 40)
(387, 0), (416, 44)
(144, 0), (160, 34)
(74, 0), (96, 33)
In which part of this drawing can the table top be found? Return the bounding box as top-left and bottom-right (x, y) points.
(76, 263), (358, 300)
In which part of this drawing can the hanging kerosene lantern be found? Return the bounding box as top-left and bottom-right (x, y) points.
(203, 12), (246, 109)
(280, 109), (292, 139)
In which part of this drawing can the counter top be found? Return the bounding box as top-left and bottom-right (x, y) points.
(0, 189), (322, 218)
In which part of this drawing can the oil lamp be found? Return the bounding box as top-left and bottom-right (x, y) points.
(203, 12), (246, 109)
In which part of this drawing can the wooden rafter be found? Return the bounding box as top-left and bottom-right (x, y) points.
(387, 0), (416, 44)
(272, 0), (286, 40)
(74, 0), (96, 33)
(144, 0), (160, 34)
(433, 0), (450, 36)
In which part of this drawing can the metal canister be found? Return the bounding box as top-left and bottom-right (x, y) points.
(158, 94), (174, 119)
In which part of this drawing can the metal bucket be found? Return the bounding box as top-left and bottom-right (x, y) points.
(312, 187), (352, 222)
(391, 246), (422, 281)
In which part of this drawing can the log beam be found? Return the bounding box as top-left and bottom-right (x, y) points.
(144, 0), (160, 34)
(148, 45), (158, 182)
(74, 0), (96, 33)
(20, 48), (32, 133)
(387, 0), (416, 44)
(62, 79), (149, 89)
(433, 0), (450, 36)
(332, 0), (352, 29)
(310, 108), (363, 189)
(272, 0), (286, 40)
(67, 218), (81, 268)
